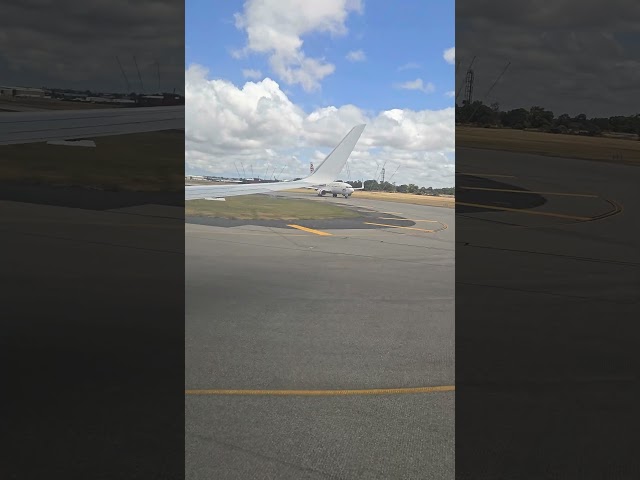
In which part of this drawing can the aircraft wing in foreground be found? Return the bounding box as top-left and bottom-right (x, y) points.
(0, 105), (364, 202)
(185, 124), (366, 201)
(0, 105), (184, 145)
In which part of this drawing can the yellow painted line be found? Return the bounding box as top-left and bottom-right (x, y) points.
(457, 172), (516, 178)
(364, 222), (436, 233)
(456, 202), (591, 221)
(185, 385), (455, 396)
(459, 186), (598, 198)
(287, 224), (333, 236)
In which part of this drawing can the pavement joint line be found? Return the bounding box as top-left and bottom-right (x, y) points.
(379, 218), (440, 222)
(185, 385), (455, 396)
(287, 224), (333, 236)
(458, 186), (599, 198)
(364, 222), (436, 233)
(456, 202), (592, 221)
(456, 172), (516, 178)
(7, 219), (181, 228)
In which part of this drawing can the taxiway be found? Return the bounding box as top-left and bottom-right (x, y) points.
(186, 194), (455, 479)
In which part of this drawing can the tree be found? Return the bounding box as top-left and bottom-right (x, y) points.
(528, 106), (554, 129)
(501, 108), (530, 129)
(364, 179), (378, 191)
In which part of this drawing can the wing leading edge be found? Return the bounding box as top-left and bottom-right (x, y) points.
(185, 123), (366, 200)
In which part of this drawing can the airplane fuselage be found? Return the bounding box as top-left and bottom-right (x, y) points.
(316, 181), (356, 198)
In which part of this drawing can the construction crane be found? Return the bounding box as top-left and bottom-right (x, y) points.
(115, 56), (131, 93)
(456, 55), (476, 103)
(467, 59), (511, 123)
(133, 56), (144, 93)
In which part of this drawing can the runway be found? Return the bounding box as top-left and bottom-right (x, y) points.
(185, 194), (455, 479)
(455, 147), (639, 479)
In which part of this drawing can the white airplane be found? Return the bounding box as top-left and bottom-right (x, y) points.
(309, 180), (365, 198)
(0, 105), (365, 202)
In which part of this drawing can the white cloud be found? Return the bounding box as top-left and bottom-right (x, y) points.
(398, 62), (421, 71)
(443, 47), (455, 64)
(346, 49), (366, 62)
(242, 69), (263, 79)
(394, 78), (436, 94)
(185, 64), (454, 187)
(445, 90), (455, 97)
(232, 0), (363, 92)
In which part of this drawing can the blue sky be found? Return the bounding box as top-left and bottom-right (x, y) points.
(185, 0), (456, 188)
(186, 1), (454, 113)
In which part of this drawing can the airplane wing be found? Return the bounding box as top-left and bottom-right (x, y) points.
(0, 105), (184, 145)
(186, 124), (366, 200)
(185, 179), (317, 200)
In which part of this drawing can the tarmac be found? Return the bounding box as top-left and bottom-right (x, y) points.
(455, 147), (639, 479)
(2, 186), (185, 478)
(185, 193), (455, 479)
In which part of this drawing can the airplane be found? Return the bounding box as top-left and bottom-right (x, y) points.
(0, 105), (365, 202)
(308, 180), (365, 198)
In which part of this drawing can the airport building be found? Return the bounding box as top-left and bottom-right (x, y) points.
(0, 86), (46, 97)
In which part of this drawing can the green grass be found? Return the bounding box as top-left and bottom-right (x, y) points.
(186, 196), (361, 220)
(0, 130), (184, 192)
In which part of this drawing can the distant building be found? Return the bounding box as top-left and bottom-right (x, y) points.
(0, 86), (46, 97)
(137, 94), (185, 107)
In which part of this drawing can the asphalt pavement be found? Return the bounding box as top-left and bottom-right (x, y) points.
(186, 194), (455, 479)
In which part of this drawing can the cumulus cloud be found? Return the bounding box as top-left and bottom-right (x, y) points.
(457, 1), (640, 116)
(242, 69), (263, 79)
(445, 90), (456, 97)
(394, 78), (436, 94)
(346, 49), (366, 62)
(232, 0), (363, 92)
(185, 64), (454, 187)
(443, 47), (455, 64)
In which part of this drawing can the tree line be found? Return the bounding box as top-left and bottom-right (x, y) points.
(456, 101), (640, 138)
(343, 180), (454, 196)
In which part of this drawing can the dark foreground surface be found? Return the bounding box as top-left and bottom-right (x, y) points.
(456, 147), (639, 479)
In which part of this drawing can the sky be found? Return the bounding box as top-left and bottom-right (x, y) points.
(186, 0), (455, 187)
(0, 0), (184, 94)
(456, 0), (640, 117)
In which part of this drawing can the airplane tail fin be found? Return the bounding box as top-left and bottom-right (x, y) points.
(305, 124), (366, 184)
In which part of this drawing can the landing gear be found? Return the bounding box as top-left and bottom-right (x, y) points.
(343, 194), (349, 198)
(333, 193), (338, 197)
(318, 191), (325, 196)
